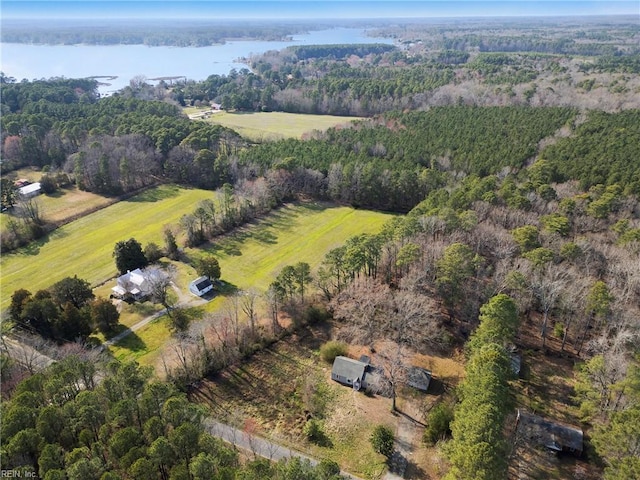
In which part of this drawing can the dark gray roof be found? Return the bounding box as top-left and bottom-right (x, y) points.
(407, 367), (432, 392)
(332, 356), (368, 381)
(192, 276), (213, 291)
(510, 353), (522, 376)
(517, 410), (583, 453)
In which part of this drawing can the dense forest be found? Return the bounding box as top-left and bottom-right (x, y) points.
(0, 356), (345, 479)
(1, 16), (640, 480)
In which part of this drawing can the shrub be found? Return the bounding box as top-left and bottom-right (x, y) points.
(423, 403), (454, 445)
(522, 247), (555, 267)
(541, 213), (570, 236)
(39, 175), (57, 194)
(144, 242), (164, 263)
(319, 341), (348, 363)
(560, 242), (582, 261)
(170, 308), (190, 333)
(511, 225), (540, 252)
(316, 459), (341, 478)
(611, 219), (630, 235)
(303, 419), (323, 443)
(553, 322), (564, 338)
(619, 228), (640, 245)
(536, 184), (557, 201)
(303, 305), (330, 325)
(370, 424), (395, 457)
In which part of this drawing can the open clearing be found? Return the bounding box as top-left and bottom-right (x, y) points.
(28, 187), (113, 225)
(191, 325), (465, 479)
(190, 325), (393, 479)
(192, 110), (362, 141)
(0, 167), (113, 233)
(1, 187), (113, 238)
(194, 202), (394, 295)
(111, 203), (394, 366)
(0, 184), (215, 309)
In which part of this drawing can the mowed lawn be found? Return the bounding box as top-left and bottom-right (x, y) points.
(0, 185), (215, 309)
(196, 111), (362, 141)
(192, 202), (394, 295)
(111, 204), (394, 367)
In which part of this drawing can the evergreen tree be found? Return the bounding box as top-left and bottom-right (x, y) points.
(113, 238), (148, 275)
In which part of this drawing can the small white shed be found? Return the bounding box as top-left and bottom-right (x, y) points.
(189, 276), (213, 296)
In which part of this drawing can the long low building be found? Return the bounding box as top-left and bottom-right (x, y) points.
(18, 182), (42, 198)
(516, 409), (584, 456)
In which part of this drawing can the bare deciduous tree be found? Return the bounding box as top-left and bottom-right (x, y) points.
(16, 195), (44, 226)
(528, 264), (568, 350)
(146, 266), (175, 314)
(241, 289), (259, 336)
(377, 343), (409, 412)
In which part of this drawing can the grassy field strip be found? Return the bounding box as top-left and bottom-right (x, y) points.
(111, 317), (173, 366)
(0, 185), (215, 309)
(197, 204), (393, 293)
(196, 111), (362, 141)
(1, 188), (112, 235)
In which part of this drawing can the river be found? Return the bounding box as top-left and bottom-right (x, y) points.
(0, 28), (394, 96)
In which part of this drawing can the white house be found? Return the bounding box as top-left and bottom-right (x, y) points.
(112, 268), (150, 300)
(189, 276), (213, 297)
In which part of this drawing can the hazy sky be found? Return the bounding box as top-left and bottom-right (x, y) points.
(2, 1), (638, 19)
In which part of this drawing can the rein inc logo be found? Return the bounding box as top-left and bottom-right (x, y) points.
(1, 472), (37, 478)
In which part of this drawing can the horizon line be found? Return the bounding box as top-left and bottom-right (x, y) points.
(4, 12), (639, 20)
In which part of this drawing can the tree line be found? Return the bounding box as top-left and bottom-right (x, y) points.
(445, 294), (519, 480)
(8, 276), (119, 343)
(285, 43), (395, 60)
(0, 21), (320, 47)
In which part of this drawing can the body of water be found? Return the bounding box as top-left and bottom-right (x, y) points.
(0, 28), (394, 96)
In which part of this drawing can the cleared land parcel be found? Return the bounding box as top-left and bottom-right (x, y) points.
(0, 185), (214, 309)
(196, 111), (362, 141)
(111, 203), (394, 365)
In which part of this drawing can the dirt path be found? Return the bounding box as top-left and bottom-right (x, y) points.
(384, 401), (425, 479)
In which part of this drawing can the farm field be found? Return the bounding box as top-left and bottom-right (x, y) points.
(191, 110), (362, 141)
(2, 187), (114, 228)
(28, 187), (113, 225)
(0, 184), (215, 310)
(0, 168), (114, 231)
(192, 202), (394, 296)
(111, 203), (394, 366)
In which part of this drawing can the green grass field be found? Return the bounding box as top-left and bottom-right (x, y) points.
(192, 110), (362, 141)
(192, 202), (393, 294)
(110, 203), (394, 366)
(0, 185), (215, 310)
